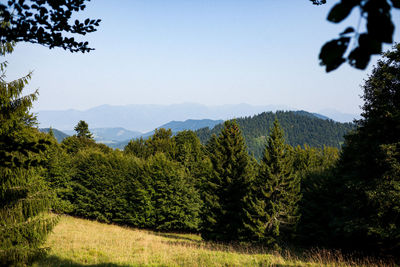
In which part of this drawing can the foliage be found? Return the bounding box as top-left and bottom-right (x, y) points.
(244, 120), (301, 248)
(146, 153), (202, 231)
(41, 136), (74, 214)
(124, 128), (176, 159)
(297, 44), (400, 255)
(39, 128), (69, 143)
(312, 0), (400, 72)
(201, 120), (254, 241)
(124, 137), (148, 158)
(61, 134), (111, 154)
(332, 43), (400, 254)
(0, 0), (100, 52)
(0, 45), (57, 265)
(196, 111), (354, 160)
(50, 143), (202, 231)
(74, 120), (93, 139)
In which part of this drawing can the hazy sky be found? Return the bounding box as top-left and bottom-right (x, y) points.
(4, 0), (400, 114)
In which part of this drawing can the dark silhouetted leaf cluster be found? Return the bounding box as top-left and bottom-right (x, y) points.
(315, 0), (399, 72)
(0, 0), (100, 52)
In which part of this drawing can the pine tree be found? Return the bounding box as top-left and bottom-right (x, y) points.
(328, 44), (400, 254)
(0, 43), (57, 265)
(201, 120), (254, 241)
(74, 120), (93, 139)
(244, 120), (301, 247)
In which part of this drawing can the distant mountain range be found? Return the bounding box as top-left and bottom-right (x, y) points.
(38, 110), (354, 153)
(42, 119), (224, 147)
(63, 128), (143, 144)
(36, 103), (360, 133)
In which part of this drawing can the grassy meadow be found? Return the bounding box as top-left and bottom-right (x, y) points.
(33, 215), (393, 267)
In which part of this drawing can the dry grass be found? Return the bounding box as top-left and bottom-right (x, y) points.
(33, 215), (396, 267)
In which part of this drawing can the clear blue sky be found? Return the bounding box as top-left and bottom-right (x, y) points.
(4, 0), (400, 114)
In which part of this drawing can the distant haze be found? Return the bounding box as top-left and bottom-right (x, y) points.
(36, 103), (359, 132)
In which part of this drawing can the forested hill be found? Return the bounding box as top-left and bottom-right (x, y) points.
(39, 128), (69, 143)
(195, 110), (355, 159)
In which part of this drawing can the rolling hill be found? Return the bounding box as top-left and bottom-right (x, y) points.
(195, 110), (355, 159)
(39, 128), (69, 143)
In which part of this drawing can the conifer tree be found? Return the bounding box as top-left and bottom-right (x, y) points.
(74, 120), (93, 139)
(244, 120), (300, 247)
(201, 120), (253, 241)
(0, 43), (57, 265)
(327, 44), (400, 254)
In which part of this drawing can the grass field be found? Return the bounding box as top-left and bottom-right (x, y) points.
(33, 215), (394, 267)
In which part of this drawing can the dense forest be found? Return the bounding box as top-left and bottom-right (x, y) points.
(196, 111), (354, 159)
(1, 43), (400, 267)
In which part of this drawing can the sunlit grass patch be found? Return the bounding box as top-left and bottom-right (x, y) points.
(34, 215), (395, 267)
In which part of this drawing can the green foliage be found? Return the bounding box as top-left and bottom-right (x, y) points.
(69, 148), (141, 224)
(124, 128), (176, 159)
(201, 120), (254, 241)
(244, 120), (301, 247)
(74, 120), (93, 139)
(51, 143), (202, 231)
(124, 137), (148, 158)
(297, 44), (400, 255)
(332, 44), (400, 254)
(41, 136), (74, 214)
(146, 153), (201, 231)
(196, 111), (353, 160)
(147, 128), (176, 159)
(0, 47), (57, 265)
(62, 135), (111, 154)
(39, 128), (69, 143)
(296, 157), (340, 247)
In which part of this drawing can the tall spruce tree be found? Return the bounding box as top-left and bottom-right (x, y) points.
(201, 120), (254, 241)
(244, 120), (300, 247)
(74, 120), (93, 139)
(329, 44), (400, 254)
(0, 43), (57, 265)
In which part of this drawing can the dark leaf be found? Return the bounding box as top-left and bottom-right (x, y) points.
(327, 1), (360, 23)
(319, 37), (350, 72)
(366, 11), (394, 43)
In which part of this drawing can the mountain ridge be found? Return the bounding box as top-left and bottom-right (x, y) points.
(36, 103), (358, 132)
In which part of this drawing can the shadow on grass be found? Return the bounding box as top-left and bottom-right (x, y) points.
(151, 232), (202, 244)
(158, 239), (272, 256)
(149, 231), (272, 255)
(35, 255), (139, 267)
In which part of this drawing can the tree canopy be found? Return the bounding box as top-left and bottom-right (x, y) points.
(0, 43), (57, 265)
(74, 120), (93, 139)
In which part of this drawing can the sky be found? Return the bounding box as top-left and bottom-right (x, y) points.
(4, 0), (400, 115)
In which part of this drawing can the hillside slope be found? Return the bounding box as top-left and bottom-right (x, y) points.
(196, 111), (354, 159)
(39, 128), (69, 143)
(34, 216), (378, 267)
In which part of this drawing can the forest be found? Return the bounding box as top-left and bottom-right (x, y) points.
(195, 110), (354, 159)
(1, 43), (400, 265)
(1, 0), (400, 265)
